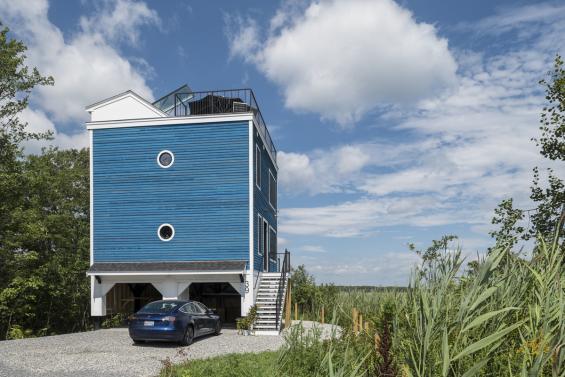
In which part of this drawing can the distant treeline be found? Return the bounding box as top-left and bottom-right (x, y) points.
(335, 286), (407, 292)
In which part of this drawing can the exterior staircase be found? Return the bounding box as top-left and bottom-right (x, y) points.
(254, 272), (288, 335)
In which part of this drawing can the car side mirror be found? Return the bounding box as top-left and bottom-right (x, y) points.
(207, 308), (216, 314)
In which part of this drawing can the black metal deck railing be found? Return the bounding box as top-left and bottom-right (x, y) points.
(275, 249), (291, 330)
(160, 88), (276, 160)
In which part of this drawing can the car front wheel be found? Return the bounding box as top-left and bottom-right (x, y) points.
(181, 326), (194, 346)
(214, 322), (221, 335)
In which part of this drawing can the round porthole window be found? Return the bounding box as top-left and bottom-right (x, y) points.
(158, 224), (175, 241)
(157, 150), (174, 168)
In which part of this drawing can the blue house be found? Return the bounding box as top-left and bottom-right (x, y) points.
(86, 86), (289, 333)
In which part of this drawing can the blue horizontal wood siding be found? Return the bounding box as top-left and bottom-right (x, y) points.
(253, 127), (278, 272)
(92, 121), (249, 265)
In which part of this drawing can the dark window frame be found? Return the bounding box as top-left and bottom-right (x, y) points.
(255, 145), (261, 189)
(268, 169), (277, 209)
(269, 226), (277, 261)
(257, 214), (263, 255)
(263, 218), (269, 257)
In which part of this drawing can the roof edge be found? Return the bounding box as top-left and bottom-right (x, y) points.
(85, 90), (168, 118)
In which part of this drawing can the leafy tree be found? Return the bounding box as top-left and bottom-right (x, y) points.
(409, 235), (459, 277)
(489, 198), (524, 248)
(492, 55), (565, 247)
(0, 149), (90, 338)
(291, 265), (317, 311)
(528, 167), (564, 241)
(290, 265), (338, 317)
(536, 55), (565, 161)
(408, 234), (458, 263)
(0, 23), (53, 290)
(0, 23), (90, 339)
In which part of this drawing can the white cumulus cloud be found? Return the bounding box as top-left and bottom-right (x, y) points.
(0, 0), (160, 150)
(276, 3), (565, 241)
(227, 0), (457, 126)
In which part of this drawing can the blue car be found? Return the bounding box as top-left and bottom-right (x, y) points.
(128, 300), (221, 345)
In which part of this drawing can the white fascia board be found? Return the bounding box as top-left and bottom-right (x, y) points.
(89, 130), (94, 266)
(86, 90), (167, 118)
(248, 119), (254, 274)
(86, 113), (254, 130)
(86, 270), (245, 276)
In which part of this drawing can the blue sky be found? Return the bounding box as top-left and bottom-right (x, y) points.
(1, 0), (564, 285)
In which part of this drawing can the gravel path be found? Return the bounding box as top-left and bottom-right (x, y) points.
(0, 321), (338, 377)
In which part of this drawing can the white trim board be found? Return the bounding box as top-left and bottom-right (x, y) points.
(86, 113), (253, 129)
(85, 90), (167, 118)
(86, 270), (244, 276)
(89, 130), (94, 266)
(249, 120), (255, 274)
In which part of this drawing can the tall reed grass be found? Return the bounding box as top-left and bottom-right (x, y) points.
(282, 232), (564, 376)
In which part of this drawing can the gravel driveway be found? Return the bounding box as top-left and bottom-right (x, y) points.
(0, 328), (284, 377)
(0, 321), (337, 377)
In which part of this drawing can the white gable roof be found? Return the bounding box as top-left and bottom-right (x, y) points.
(85, 90), (167, 122)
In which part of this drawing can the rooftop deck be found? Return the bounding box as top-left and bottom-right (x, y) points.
(153, 88), (276, 160)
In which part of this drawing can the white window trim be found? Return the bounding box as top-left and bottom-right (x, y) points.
(255, 145), (261, 188)
(268, 169), (277, 210)
(157, 150), (175, 168)
(257, 214), (263, 255)
(158, 223), (175, 242)
(269, 226), (277, 261)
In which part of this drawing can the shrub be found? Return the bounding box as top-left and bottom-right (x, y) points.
(101, 313), (126, 329)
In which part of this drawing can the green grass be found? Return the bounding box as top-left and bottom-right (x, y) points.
(160, 351), (279, 377)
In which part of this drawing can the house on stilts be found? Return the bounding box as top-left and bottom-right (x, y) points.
(86, 85), (290, 335)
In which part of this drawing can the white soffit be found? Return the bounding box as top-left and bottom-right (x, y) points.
(85, 90), (167, 122)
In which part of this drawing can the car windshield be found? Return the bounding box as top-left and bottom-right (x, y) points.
(138, 301), (180, 314)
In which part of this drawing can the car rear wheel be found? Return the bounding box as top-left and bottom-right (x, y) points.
(214, 322), (221, 335)
(181, 326), (194, 346)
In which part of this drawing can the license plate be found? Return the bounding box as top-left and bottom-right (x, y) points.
(144, 321), (154, 327)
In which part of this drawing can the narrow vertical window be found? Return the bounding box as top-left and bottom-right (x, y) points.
(257, 214), (263, 255)
(269, 227), (277, 261)
(263, 219), (268, 256)
(269, 170), (277, 209)
(255, 145), (261, 188)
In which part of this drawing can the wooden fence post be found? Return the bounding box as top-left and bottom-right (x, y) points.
(352, 308), (358, 333)
(294, 302), (298, 321)
(359, 313), (363, 334)
(321, 306), (325, 324)
(374, 332), (381, 350)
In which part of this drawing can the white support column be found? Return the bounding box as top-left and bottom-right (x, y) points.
(154, 281), (191, 300)
(90, 276), (114, 316)
(241, 270), (254, 316)
(177, 282), (191, 300)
